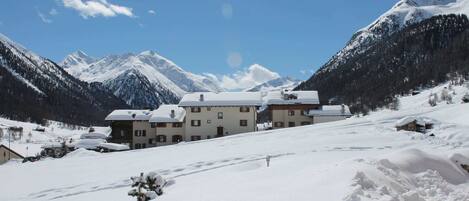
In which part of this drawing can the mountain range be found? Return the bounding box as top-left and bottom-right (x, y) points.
(0, 34), (127, 125)
(297, 0), (469, 113)
(61, 51), (300, 108)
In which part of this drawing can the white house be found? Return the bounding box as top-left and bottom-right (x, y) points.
(149, 105), (186, 146)
(178, 92), (262, 140)
(306, 105), (353, 123)
(264, 90), (321, 128)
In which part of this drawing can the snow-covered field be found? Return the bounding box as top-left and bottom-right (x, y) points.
(0, 119), (109, 157)
(1, 83), (469, 201)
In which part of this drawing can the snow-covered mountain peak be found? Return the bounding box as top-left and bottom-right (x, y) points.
(246, 63), (281, 81)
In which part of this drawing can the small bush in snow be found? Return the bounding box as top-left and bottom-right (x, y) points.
(128, 172), (165, 201)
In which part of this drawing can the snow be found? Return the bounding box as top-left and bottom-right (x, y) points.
(0, 117), (109, 157)
(80, 132), (108, 140)
(97, 143), (130, 151)
(71, 139), (107, 150)
(178, 92), (263, 107)
(264, 90), (320, 105)
(321, 0), (469, 73)
(149, 105), (186, 123)
(308, 105), (352, 116)
(105, 109), (153, 121)
(245, 76), (302, 92)
(1, 83), (469, 201)
(395, 116), (438, 127)
(61, 50), (223, 97)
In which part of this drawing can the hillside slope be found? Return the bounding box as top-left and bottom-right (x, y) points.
(0, 34), (128, 125)
(297, 14), (469, 112)
(1, 82), (469, 201)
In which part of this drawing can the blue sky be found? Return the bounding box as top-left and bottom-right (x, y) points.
(0, 0), (398, 80)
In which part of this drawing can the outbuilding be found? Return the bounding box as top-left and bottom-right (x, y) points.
(0, 144), (24, 164)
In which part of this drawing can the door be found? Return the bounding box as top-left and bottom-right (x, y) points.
(217, 127), (224, 137)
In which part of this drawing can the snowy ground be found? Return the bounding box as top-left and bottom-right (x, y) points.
(0, 118), (109, 157)
(1, 83), (469, 201)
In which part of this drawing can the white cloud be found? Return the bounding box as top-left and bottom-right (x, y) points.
(148, 10), (156, 15)
(38, 11), (53, 23)
(62, 0), (134, 19)
(207, 64), (280, 90)
(49, 8), (59, 15)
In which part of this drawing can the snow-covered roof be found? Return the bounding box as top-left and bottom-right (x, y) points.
(71, 139), (107, 150)
(149, 105), (186, 123)
(179, 92), (262, 107)
(307, 105), (352, 116)
(395, 116), (437, 127)
(80, 132), (108, 140)
(97, 143), (130, 151)
(265, 90), (320, 105)
(105, 110), (153, 121)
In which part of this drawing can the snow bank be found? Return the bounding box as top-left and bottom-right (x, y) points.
(97, 143), (130, 151)
(65, 148), (100, 158)
(80, 132), (108, 140)
(71, 139), (106, 150)
(345, 148), (469, 201)
(395, 116), (438, 127)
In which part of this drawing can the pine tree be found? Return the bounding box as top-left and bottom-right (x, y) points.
(128, 172), (165, 201)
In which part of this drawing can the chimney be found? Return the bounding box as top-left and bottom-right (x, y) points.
(170, 110), (175, 118)
(199, 94), (204, 101)
(341, 104), (345, 114)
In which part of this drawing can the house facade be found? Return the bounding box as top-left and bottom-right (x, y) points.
(105, 90), (352, 149)
(105, 110), (154, 149)
(149, 105), (186, 146)
(306, 105), (352, 123)
(178, 92), (261, 141)
(0, 144), (24, 165)
(265, 90), (320, 129)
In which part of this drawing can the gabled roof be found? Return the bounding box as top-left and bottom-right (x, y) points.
(149, 105), (186, 123)
(105, 110), (153, 121)
(179, 92), (262, 107)
(307, 105), (352, 116)
(0, 144), (24, 159)
(265, 90), (320, 105)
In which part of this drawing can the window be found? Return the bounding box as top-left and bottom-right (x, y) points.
(149, 139), (154, 144)
(240, 106), (250, 112)
(301, 121), (311, 126)
(191, 120), (201, 127)
(274, 122), (284, 128)
(134, 130), (146, 137)
(142, 143), (146, 148)
(120, 130), (125, 137)
(207, 107), (211, 111)
(288, 122), (295, 127)
(172, 122), (182, 128)
(156, 123), (167, 128)
(172, 135), (183, 143)
(218, 112), (223, 119)
(240, 120), (248, 127)
(150, 123), (156, 128)
(157, 135), (167, 142)
(207, 135), (211, 139)
(288, 110), (295, 116)
(191, 136), (202, 141)
(191, 107), (201, 113)
(207, 120), (211, 124)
